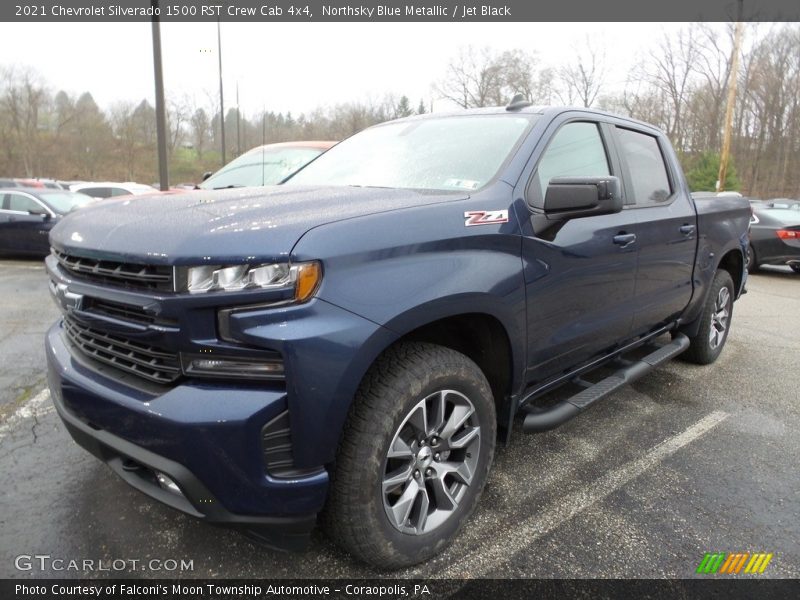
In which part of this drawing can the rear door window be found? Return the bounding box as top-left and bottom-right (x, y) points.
(616, 128), (672, 206)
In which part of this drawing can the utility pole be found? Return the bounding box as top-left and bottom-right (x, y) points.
(236, 82), (241, 156)
(717, 0), (744, 192)
(217, 20), (226, 166)
(151, 0), (169, 191)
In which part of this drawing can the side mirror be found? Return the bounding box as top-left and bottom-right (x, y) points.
(29, 209), (51, 222)
(544, 176), (622, 220)
(201, 171), (213, 182)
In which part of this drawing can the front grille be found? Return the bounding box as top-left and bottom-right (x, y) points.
(54, 250), (174, 292)
(83, 297), (177, 327)
(63, 316), (182, 385)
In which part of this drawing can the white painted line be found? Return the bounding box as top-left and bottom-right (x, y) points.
(0, 388), (53, 440)
(431, 410), (729, 580)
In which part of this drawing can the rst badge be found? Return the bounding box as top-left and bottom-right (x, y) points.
(464, 210), (509, 227)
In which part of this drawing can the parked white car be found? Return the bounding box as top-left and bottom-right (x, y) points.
(69, 182), (157, 199)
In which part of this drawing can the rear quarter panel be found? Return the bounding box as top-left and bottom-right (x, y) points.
(681, 195), (750, 326)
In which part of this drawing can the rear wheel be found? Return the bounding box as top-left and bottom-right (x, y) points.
(791, 264), (800, 274)
(746, 244), (759, 273)
(323, 342), (496, 569)
(683, 270), (735, 365)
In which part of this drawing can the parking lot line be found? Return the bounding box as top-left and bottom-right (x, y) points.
(428, 410), (729, 581)
(0, 388), (52, 440)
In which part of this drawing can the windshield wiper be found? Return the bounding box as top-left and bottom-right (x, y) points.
(212, 184), (244, 190)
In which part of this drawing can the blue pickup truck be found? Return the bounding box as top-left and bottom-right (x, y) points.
(45, 104), (750, 568)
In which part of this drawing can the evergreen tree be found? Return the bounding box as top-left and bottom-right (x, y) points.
(686, 152), (740, 192)
(395, 95), (413, 118)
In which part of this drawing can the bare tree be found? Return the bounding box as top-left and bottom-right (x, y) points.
(644, 27), (702, 150)
(556, 37), (607, 107)
(0, 66), (48, 176)
(167, 95), (191, 155)
(190, 106), (212, 161)
(109, 101), (139, 180)
(435, 46), (539, 108)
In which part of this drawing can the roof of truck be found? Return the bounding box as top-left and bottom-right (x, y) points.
(393, 105), (665, 135)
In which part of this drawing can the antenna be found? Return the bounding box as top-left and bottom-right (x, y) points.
(506, 94), (533, 111)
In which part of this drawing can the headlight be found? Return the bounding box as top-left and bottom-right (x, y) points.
(186, 261), (321, 301)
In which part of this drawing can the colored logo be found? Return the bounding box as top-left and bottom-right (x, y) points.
(696, 552), (773, 574)
(464, 210), (509, 227)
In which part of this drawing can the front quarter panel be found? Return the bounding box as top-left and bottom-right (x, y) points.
(292, 187), (527, 391)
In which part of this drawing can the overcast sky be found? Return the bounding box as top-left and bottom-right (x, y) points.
(0, 22), (698, 116)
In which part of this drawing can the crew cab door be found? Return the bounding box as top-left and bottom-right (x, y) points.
(612, 127), (696, 334)
(517, 119), (638, 382)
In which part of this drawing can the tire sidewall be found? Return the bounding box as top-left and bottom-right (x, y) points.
(746, 244), (756, 272)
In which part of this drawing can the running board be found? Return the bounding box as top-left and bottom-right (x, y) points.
(522, 333), (690, 433)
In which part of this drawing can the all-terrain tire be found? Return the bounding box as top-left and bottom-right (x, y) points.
(322, 342), (496, 569)
(683, 270), (735, 365)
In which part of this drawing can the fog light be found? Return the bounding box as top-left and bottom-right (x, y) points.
(156, 472), (182, 496)
(181, 354), (285, 380)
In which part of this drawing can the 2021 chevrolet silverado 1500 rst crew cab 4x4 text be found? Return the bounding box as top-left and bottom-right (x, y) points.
(45, 104), (750, 568)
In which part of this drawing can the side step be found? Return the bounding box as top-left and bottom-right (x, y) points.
(522, 333), (690, 433)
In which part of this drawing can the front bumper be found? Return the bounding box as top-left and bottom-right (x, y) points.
(46, 322), (327, 548)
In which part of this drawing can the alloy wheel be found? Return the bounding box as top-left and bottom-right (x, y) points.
(709, 286), (731, 349)
(382, 389), (481, 535)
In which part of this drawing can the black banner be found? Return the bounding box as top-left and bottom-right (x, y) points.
(2, 0), (800, 23)
(3, 579), (800, 600)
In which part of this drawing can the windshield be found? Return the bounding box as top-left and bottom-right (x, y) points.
(39, 191), (94, 214)
(199, 147), (325, 189)
(286, 115), (535, 191)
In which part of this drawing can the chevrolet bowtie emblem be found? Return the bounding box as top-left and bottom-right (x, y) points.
(52, 282), (84, 313)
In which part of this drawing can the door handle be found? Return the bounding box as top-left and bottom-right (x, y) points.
(613, 233), (637, 248)
(679, 224), (695, 235)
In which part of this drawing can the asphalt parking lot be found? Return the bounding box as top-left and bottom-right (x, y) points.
(1, 258), (798, 580)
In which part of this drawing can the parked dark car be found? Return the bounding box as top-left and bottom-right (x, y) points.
(0, 188), (94, 257)
(198, 141), (336, 189)
(763, 198), (800, 209)
(45, 105), (750, 568)
(748, 200), (800, 272)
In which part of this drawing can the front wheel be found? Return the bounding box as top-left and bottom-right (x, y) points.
(683, 270), (735, 365)
(790, 264), (800, 274)
(323, 342), (496, 569)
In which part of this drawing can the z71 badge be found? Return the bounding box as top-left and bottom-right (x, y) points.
(464, 210), (509, 227)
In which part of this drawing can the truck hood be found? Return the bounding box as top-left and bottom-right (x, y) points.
(49, 186), (465, 264)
